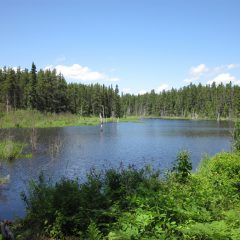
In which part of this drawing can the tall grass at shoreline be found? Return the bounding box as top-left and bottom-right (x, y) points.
(0, 110), (140, 128)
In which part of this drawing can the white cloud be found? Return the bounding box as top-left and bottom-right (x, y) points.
(12, 67), (24, 72)
(184, 63), (240, 84)
(155, 84), (170, 93)
(136, 84), (170, 95)
(211, 64), (239, 75)
(1, 66), (24, 72)
(138, 90), (147, 95)
(122, 88), (132, 94)
(45, 65), (53, 70)
(227, 64), (239, 69)
(44, 64), (119, 83)
(207, 73), (240, 85)
(190, 64), (208, 80)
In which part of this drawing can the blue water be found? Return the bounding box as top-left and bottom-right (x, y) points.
(0, 119), (233, 220)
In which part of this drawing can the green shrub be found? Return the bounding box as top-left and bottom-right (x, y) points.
(172, 150), (192, 183)
(18, 152), (240, 239)
(233, 121), (240, 151)
(87, 222), (103, 240)
(20, 166), (160, 238)
(0, 139), (26, 160)
(21, 171), (109, 237)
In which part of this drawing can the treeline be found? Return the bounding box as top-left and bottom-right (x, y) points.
(0, 63), (121, 117)
(122, 83), (240, 119)
(1, 63), (240, 119)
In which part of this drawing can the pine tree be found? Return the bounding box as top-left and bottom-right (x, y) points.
(29, 62), (37, 109)
(113, 85), (121, 118)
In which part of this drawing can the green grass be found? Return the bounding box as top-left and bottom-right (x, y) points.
(0, 110), (234, 129)
(0, 176), (9, 184)
(0, 139), (32, 160)
(0, 110), (141, 128)
(143, 115), (236, 121)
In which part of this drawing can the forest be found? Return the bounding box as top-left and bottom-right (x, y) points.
(1, 63), (240, 120)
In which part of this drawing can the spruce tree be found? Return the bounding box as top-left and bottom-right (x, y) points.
(29, 62), (37, 109)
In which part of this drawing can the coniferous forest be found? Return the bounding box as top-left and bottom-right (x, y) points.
(1, 63), (240, 119)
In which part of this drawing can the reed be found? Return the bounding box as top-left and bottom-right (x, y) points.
(48, 135), (64, 160)
(0, 110), (141, 129)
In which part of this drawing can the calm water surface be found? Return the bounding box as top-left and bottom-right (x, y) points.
(0, 119), (233, 219)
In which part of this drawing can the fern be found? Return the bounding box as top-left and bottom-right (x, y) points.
(86, 222), (103, 240)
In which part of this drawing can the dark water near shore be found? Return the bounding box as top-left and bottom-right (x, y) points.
(0, 119), (233, 220)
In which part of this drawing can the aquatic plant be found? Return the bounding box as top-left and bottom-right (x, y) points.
(0, 140), (25, 161)
(0, 174), (10, 184)
(48, 135), (64, 160)
(30, 127), (38, 152)
(0, 137), (32, 161)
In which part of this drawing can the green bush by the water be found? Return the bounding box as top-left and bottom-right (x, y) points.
(233, 121), (240, 151)
(15, 151), (240, 239)
(0, 140), (27, 161)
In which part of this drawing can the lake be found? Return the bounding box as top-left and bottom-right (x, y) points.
(0, 119), (233, 220)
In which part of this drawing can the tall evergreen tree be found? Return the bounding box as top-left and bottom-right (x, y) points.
(29, 62), (37, 109)
(113, 85), (121, 118)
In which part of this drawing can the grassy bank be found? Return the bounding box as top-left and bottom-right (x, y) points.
(0, 110), (140, 128)
(10, 151), (240, 239)
(143, 115), (236, 122)
(0, 110), (234, 129)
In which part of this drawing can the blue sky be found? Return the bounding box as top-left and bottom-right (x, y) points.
(1, 0), (240, 94)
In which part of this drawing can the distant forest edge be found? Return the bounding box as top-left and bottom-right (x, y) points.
(1, 63), (240, 120)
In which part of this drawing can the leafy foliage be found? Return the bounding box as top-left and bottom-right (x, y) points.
(87, 222), (103, 240)
(172, 150), (192, 183)
(233, 121), (240, 151)
(16, 152), (240, 239)
(0, 139), (30, 160)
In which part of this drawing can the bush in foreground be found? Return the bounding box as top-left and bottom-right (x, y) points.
(15, 151), (240, 239)
(233, 121), (240, 151)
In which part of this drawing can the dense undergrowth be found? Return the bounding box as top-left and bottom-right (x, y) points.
(11, 150), (240, 240)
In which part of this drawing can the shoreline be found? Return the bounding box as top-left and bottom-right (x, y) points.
(0, 110), (235, 129)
